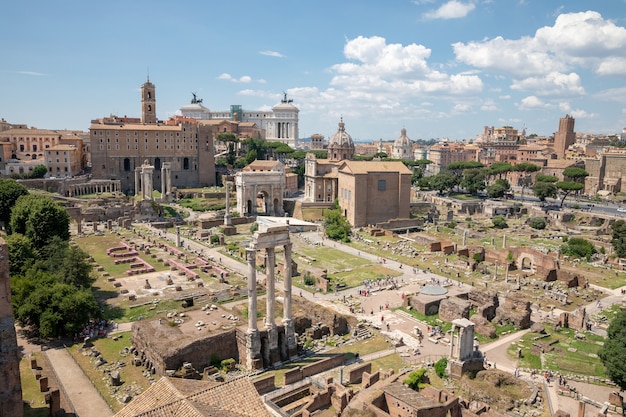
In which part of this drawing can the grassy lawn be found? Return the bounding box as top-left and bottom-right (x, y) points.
(508, 324), (606, 378)
(76, 234), (170, 278)
(20, 353), (49, 417)
(67, 332), (151, 412)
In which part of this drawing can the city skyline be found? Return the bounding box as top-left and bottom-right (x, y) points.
(1, 0), (626, 142)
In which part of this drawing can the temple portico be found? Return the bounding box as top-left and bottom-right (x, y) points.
(245, 220), (295, 370)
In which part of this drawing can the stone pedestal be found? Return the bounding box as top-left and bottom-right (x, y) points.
(282, 318), (297, 357)
(266, 325), (281, 367)
(245, 329), (262, 370)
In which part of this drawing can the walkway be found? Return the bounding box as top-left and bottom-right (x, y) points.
(45, 347), (114, 417)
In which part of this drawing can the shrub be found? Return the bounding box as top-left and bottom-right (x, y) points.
(434, 357), (448, 378)
(529, 216), (547, 230)
(210, 235), (220, 244)
(303, 272), (315, 286)
(404, 368), (427, 390)
(250, 222), (259, 233)
(221, 358), (236, 371)
(492, 215), (508, 229)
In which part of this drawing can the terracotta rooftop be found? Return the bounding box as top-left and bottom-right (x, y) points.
(339, 160), (412, 175)
(113, 376), (272, 417)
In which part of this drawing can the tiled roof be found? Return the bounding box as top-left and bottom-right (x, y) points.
(114, 376), (272, 417)
(339, 160), (412, 175)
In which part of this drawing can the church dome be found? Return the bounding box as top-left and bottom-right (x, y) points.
(329, 118), (354, 147)
(394, 128), (411, 147)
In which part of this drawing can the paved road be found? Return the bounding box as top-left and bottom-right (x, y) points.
(45, 347), (114, 417)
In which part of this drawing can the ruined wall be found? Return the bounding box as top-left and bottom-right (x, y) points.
(438, 298), (470, 322)
(284, 354), (346, 384)
(0, 238), (23, 417)
(132, 323), (239, 376)
(467, 289), (499, 321)
(494, 296), (532, 329)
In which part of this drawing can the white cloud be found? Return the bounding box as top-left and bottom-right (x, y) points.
(453, 11), (626, 78)
(518, 96), (550, 110)
(423, 0), (475, 19)
(259, 50), (285, 58)
(217, 73), (255, 83)
(331, 36), (482, 97)
(510, 72), (585, 96)
(16, 71), (45, 76)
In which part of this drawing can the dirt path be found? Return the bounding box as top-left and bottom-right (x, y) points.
(45, 347), (114, 417)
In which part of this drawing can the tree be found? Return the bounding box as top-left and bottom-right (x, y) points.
(30, 164), (48, 179)
(486, 178), (511, 199)
(532, 181), (557, 202)
(513, 162), (541, 199)
(5, 233), (36, 276)
(0, 179), (29, 231)
(529, 217), (547, 230)
(535, 174), (558, 183)
(560, 237), (596, 261)
(611, 220), (626, 258)
(487, 162), (512, 182)
(12, 274), (100, 338)
(429, 172), (458, 195)
(556, 181), (584, 207)
(599, 309), (626, 390)
(9, 194), (71, 249)
(562, 167), (589, 182)
(459, 168), (486, 195)
(324, 203), (352, 242)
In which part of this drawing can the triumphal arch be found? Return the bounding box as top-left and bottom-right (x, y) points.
(235, 160), (285, 217)
(245, 219), (295, 369)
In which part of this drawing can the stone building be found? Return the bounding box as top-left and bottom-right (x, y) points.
(337, 160), (412, 227)
(304, 119), (412, 227)
(0, 238), (23, 417)
(390, 128), (413, 160)
(235, 160), (286, 216)
(179, 92), (300, 148)
(44, 144), (82, 178)
(554, 114), (576, 159)
(90, 78), (219, 194)
(584, 149), (626, 195)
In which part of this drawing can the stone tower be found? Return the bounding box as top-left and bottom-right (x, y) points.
(0, 238), (24, 417)
(554, 114), (575, 159)
(141, 77), (157, 124)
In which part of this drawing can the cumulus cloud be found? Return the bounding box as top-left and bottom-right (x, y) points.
(518, 96), (550, 110)
(217, 73), (259, 83)
(331, 36), (482, 97)
(259, 50), (285, 58)
(510, 72), (585, 96)
(423, 0), (475, 19)
(453, 11), (626, 77)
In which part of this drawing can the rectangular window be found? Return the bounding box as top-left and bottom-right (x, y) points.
(378, 180), (386, 191)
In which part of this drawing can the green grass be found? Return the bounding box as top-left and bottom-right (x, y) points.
(20, 353), (49, 417)
(507, 324), (606, 378)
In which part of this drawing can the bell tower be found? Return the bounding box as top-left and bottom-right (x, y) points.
(141, 77), (157, 124)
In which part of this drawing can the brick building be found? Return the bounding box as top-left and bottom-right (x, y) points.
(90, 78), (226, 194)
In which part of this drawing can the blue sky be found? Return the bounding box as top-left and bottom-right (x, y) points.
(2, 1), (626, 142)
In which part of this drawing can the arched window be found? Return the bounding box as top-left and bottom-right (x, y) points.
(123, 158), (131, 172)
(183, 157), (189, 170)
(148, 105), (152, 112)
(154, 157), (161, 170)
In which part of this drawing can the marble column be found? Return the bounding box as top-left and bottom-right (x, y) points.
(265, 248), (276, 328)
(161, 165), (166, 199)
(282, 243), (297, 356)
(247, 248), (258, 330)
(134, 168), (140, 196)
(245, 248), (262, 369)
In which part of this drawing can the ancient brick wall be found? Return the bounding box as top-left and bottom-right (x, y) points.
(348, 362), (372, 384)
(253, 374), (276, 395)
(0, 238), (23, 417)
(438, 298), (470, 322)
